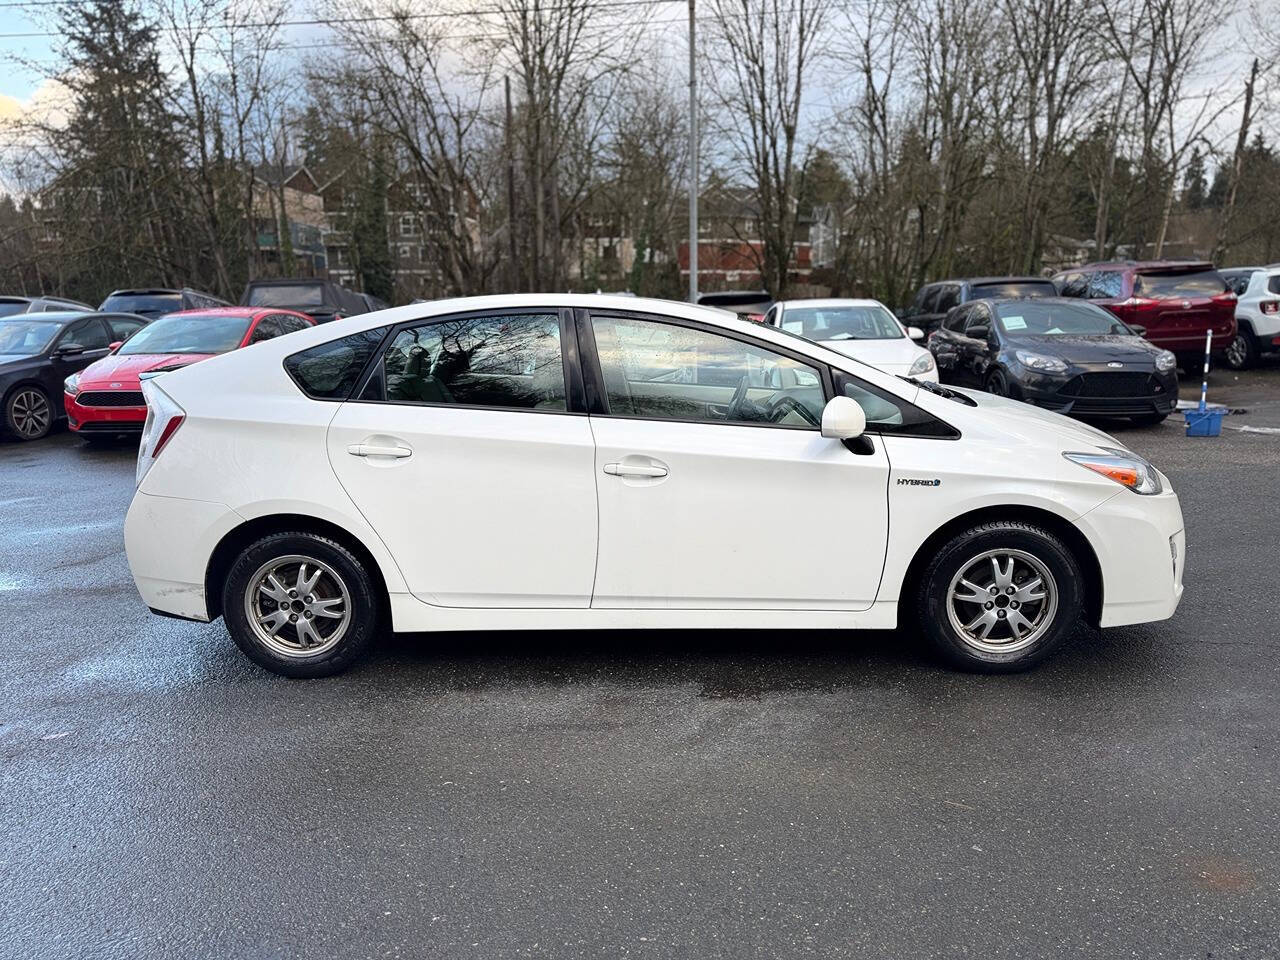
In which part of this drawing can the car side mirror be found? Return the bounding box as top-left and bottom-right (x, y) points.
(907, 326), (925, 341)
(1127, 323), (1146, 337)
(821, 395), (867, 440)
(55, 342), (85, 356)
(108, 340), (123, 353)
(967, 325), (989, 340)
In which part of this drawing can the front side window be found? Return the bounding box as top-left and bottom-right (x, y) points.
(285, 326), (390, 399)
(65, 318), (109, 350)
(779, 303), (902, 341)
(591, 315), (824, 428)
(1057, 273), (1088, 298)
(1087, 271), (1123, 299)
(107, 317), (145, 340)
(963, 306), (992, 338)
(834, 371), (957, 437)
(379, 313), (565, 410)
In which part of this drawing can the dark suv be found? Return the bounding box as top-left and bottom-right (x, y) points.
(99, 287), (230, 318)
(1051, 261), (1236, 360)
(901, 277), (1057, 333)
(241, 279), (370, 324)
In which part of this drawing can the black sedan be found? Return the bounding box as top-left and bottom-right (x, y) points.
(0, 311), (149, 441)
(929, 298), (1179, 424)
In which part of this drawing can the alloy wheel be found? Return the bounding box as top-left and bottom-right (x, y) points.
(1224, 334), (1249, 369)
(9, 388), (51, 439)
(945, 548), (1059, 654)
(243, 554), (352, 658)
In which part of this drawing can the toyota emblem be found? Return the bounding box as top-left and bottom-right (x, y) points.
(1181, 300), (1191, 309)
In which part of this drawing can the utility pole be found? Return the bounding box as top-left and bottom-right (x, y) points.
(505, 75), (520, 291)
(687, 0), (698, 303)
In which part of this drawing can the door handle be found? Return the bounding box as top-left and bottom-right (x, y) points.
(347, 442), (412, 459)
(603, 462), (668, 478)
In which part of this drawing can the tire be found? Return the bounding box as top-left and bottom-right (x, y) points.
(1223, 328), (1258, 371)
(985, 368), (1015, 399)
(221, 531), (380, 678)
(2, 385), (54, 441)
(1131, 412), (1169, 426)
(916, 521), (1084, 672)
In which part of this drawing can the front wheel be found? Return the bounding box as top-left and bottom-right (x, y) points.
(985, 368), (1015, 399)
(916, 521), (1084, 672)
(222, 531), (381, 677)
(2, 385), (54, 441)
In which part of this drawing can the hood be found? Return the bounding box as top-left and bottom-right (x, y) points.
(78, 352), (213, 386)
(1006, 334), (1162, 366)
(0, 353), (38, 368)
(820, 337), (926, 371)
(947, 385), (1126, 450)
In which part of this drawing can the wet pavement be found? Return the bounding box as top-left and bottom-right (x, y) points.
(1, 404), (1278, 959)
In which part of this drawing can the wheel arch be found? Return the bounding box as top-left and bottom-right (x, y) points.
(896, 504), (1103, 628)
(204, 513), (391, 622)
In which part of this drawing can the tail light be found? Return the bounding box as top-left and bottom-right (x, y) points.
(745, 313), (766, 324)
(136, 379), (185, 486)
(1262, 301), (1279, 315)
(1212, 291), (1237, 304)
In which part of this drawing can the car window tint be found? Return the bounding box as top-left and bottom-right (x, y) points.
(284, 326), (390, 399)
(1057, 273), (1088, 297)
(943, 306), (970, 332)
(963, 306), (990, 337)
(590, 315), (824, 428)
(1087, 271), (1122, 298)
(108, 317), (145, 340)
(1134, 270), (1227, 298)
(249, 317), (284, 343)
(380, 313), (565, 410)
(832, 370), (957, 437)
(1269, 275), (1280, 295)
(66, 318), (109, 349)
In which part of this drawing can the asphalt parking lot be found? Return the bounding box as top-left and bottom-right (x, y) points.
(2, 375), (1278, 959)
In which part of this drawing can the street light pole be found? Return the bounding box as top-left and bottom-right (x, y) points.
(687, 0), (698, 304)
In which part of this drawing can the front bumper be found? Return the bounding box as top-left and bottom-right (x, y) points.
(1015, 369), (1177, 418)
(1074, 486), (1185, 628)
(64, 391), (147, 432)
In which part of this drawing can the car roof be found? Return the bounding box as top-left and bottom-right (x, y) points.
(971, 296), (1095, 306)
(1077, 260), (1214, 271)
(964, 276), (1055, 285)
(244, 278), (333, 287)
(105, 288), (182, 296)
(0, 310), (84, 323)
(775, 298), (887, 309)
(163, 306), (269, 318)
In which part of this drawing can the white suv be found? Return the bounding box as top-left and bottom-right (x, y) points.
(1221, 266), (1280, 369)
(124, 294), (1185, 677)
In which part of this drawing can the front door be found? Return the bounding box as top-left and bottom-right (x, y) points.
(326, 310), (598, 608)
(584, 312), (891, 610)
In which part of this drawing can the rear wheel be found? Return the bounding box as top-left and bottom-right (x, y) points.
(222, 531), (380, 677)
(2, 385), (54, 441)
(916, 521), (1084, 672)
(1223, 329), (1258, 370)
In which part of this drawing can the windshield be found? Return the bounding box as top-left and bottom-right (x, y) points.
(246, 284), (326, 307)
(100, 293), (180, 315)
(0, 318), (62, 355)
(118, 313), (251, 355)
(1134, 270), (1226, 299)
(995, 302), (1130, 336)
(780, 304), (902, 340)
(971, 281), (1057, 299)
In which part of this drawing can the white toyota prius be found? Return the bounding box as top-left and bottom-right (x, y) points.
(124, 294), (1184, 677)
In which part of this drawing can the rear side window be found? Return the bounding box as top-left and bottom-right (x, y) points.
(1134, 270), (1227, 299)
(1269, 276), (1280, 295)
(284, 326), (390, 399)
(376, 313), (565, 410)
(1057, 273), (1088, 298)
(1088, 272), (1123, 298)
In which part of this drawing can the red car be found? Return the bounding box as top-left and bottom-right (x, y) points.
(1052, 261), (1236, 361)
(64, 307), (314, 437)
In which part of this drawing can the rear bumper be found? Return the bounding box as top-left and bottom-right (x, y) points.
(1074, 488), (1185, 628)
(125, 490), (242, 621)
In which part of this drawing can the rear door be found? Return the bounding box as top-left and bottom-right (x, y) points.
(583, 309), (890, 610)
(325, 308), (598, 608)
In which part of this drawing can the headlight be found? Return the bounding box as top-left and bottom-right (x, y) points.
(908, 352), (936, 376)
(64, 373), (80, 397)
(1063, 447), (1163, 495)
(1155, 350), (1177, 373)
(1015, 349), (1069, 374)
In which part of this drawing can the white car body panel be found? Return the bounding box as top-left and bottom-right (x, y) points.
(1230, 267), (1280, 339)
(124, 292), (1184, 637)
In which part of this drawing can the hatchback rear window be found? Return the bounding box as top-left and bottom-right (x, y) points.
(1133, 270), (1227, 299)
(247, 284), (327, 307)
(284, 327), (389, 399)
(971, 281), (1057, 299)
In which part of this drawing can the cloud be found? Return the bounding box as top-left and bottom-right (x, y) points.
(0, 77), (71, 129)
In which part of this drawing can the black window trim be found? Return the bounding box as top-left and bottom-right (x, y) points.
(579, 306), (834, 432)
(343, 306), (585, 416)
(830, 368), (961, 440)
